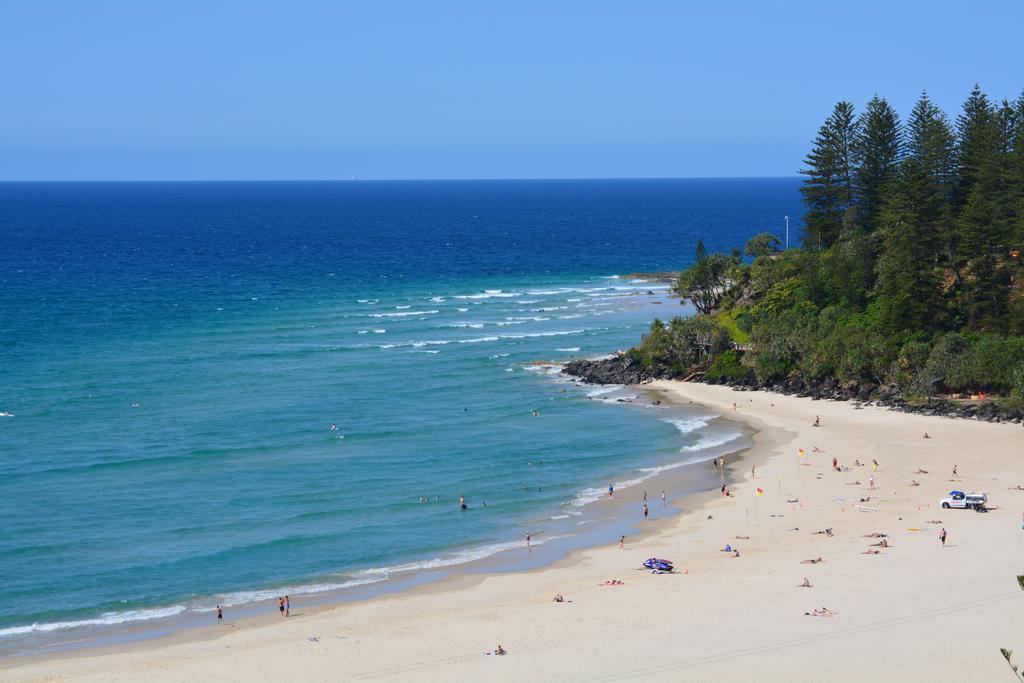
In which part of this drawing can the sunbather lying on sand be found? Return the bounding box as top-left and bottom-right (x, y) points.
(800, 557), (824, 564)
(600, 580), (624, 586)
(735, 535), (750, 540)
(862, 549), (880, 554)
(864, 532), (887, 538)
(916, 469), (929, 474)
(812, 528), (833, 536)
(869, 539), (889, 547)
(805, 607), (834, 617)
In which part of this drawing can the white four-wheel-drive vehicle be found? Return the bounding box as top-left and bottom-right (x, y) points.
(940, 490), (988, 511)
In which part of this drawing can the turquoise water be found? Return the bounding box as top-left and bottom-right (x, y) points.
(0, 179), (802, 650)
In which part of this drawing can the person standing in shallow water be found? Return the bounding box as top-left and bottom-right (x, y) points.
(642, 503), (648, 520)
(216, 605), (223, 624)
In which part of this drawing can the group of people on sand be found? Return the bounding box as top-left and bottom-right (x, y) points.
(278, 596), (290, 617)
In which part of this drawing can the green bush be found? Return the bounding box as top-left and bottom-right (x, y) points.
(706, 350), (750, 381)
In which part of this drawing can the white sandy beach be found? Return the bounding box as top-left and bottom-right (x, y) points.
(5, 381), (1024, 681)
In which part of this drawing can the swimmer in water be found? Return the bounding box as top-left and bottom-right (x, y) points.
(330, 423), (337, 431)
(459, 494), (467, 510)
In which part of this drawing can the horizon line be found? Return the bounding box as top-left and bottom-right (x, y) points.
(0, 175), (801, 184)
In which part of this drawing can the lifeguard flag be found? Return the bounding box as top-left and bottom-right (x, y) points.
(756, 487), (764, 496)
(798, 448), (805, 457)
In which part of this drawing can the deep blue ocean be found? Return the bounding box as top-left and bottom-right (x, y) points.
(0, 178), (801, 649)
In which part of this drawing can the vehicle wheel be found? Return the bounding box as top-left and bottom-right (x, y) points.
(942, 502), (950, 509)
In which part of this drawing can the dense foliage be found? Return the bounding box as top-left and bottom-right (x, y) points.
(642, 86), (1024, 406)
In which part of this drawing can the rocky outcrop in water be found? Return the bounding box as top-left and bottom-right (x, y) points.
(562, 355), (679, 384)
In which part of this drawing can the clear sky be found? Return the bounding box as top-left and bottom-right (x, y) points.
(1, 0), (1021, 181)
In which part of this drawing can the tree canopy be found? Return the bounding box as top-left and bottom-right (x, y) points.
(634, 85), (1024, 406)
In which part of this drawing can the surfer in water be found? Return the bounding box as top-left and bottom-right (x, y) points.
(459, 494), (468, 510)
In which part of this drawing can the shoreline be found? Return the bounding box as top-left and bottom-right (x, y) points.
(0, 382), (753, 662)
(6, 381), (1023, 681)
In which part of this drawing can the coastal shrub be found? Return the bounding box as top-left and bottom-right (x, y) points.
(633, 316), (730, 373)
(922, 333), (970, 393)
(966, 335), (1024, 394)
(744, 301), (818, 381)
(891, 340), (933, 396)
(674, 253), (741, 315)
(744, 232), (782, 258)
(713, 308), (752, 344)
(706, 350), (749, 381)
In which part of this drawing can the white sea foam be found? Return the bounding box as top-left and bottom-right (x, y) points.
(395, 305), (411, 310)
(457, 307), (469, 312)
(571, 438), (735, 508)
(0, 605), (188, 639)
(212, 577), (387, 609)
(556, 347), (581, 352)
(680, 432), (742, 452)
(361, 536), (560, 577)
(667, 417), (713, 434)
(585, 385), (623, 397)
(429, 296), (446, 302)
(368, 310), (439, 318)
(453, 290), (522, 300)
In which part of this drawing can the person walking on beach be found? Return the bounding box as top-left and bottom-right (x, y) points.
(608, 484), (614, 498)
(643, 490), (647, 503)
(940, 528), (947, 547)
(284, 596), (290, 617)
(952, 464), (958, 479)
(643, 503), (649, 520)
(278, 597), (285, 617)
(217, 605), (223, 624)
(869, 474), (875, 490)
(661, 490), (666, 507)
(619, 535), (625, 549)
(525, 532), (531, 547)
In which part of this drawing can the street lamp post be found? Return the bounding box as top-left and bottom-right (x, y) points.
(784, 215), (789, 250)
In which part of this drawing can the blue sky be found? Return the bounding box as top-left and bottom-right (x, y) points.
(1, 1), (1021, 180)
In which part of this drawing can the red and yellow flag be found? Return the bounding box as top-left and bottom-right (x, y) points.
(756, 487), (764, 496)
(798, 448), (805, 457)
